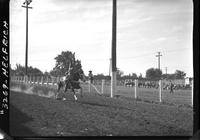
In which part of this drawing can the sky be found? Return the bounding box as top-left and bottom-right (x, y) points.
(10, 0), (193, 77)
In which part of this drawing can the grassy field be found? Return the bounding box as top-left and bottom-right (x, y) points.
(10, 82), (193, 136)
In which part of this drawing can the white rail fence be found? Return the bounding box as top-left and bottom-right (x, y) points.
(11, 76), (60, 86)
(11, 76), (193, 105)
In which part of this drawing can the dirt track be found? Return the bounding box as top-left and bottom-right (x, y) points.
(10, 90), (193, 136)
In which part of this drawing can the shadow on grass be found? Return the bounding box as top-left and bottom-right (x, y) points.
(10, 104), (38, 137)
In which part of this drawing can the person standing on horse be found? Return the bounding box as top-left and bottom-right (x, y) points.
(88, 70), (94, 84)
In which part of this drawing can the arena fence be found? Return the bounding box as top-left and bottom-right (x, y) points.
(11, 76), (193, 106)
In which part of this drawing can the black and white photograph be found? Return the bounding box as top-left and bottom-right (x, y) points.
(9, 0), (194, 137)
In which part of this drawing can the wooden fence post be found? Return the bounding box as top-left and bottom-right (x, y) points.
(28, 76), (30, 84)
(159, 80), (162, 103)
(101, 79), (105, 94)
(89, 80), (91, 93)
(88, 79), (92, 94)
(37, 76), (39, 85)
(28, 76), (29, 83)
(33, 76), (36, 84)
(46, 76), (49, 86)
(36, 76), (38, 84)
(41, 76), (44, 85)
(134, 79), (138, 99)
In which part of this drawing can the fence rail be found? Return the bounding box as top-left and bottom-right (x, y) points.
(11, 76), (193, 106)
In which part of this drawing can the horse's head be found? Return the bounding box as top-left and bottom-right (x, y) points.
(80, 73), (86, 82)
(74, 70), (86, 82)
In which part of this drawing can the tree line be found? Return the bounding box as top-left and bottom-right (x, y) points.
(10, 50), (187, 80)
(114, 68), (186, 81)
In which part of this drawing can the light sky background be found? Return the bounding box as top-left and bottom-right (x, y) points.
(10, 0), (193, 77)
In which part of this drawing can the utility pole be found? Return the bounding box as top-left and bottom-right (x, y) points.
(22, 0), (32, 77)
(111, 0), (117, 98)
(109, 58), (112, 76)
(156, 52), (162, 70)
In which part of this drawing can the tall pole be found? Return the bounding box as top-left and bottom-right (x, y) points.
(22, 0), (32, 76)
(111, 0), (117, 98)
(156, 52), (162, 70)
(25, 1), (28, 75)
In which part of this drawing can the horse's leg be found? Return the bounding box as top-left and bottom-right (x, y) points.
(71, 87), (78, 101)
(57, 83), (60, 92)
(64, 81), (68, 93)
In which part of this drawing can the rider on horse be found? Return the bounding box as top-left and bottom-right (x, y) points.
(56, 61), (87, 101)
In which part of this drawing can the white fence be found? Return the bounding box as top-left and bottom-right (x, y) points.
(11, 76), (193, 106)
(11, 75), (59, 86)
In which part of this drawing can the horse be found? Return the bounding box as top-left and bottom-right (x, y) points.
(56, 70), (86, 101)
